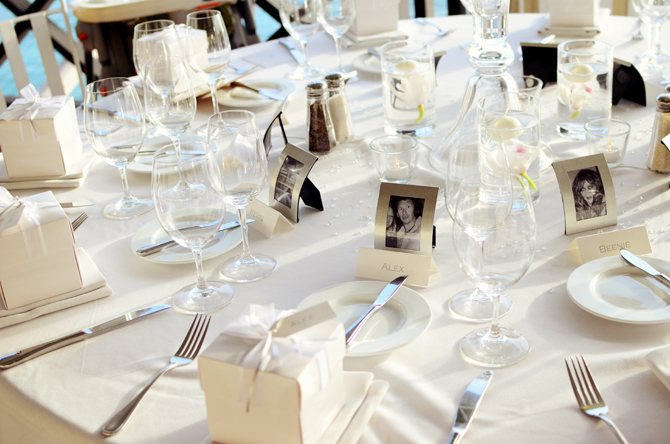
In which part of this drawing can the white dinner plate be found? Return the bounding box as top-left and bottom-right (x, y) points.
(127, 135), (206, 174)
(352, 54), (382, 75)
(567, 255), (670, 324)
(297, 281), (432, 357)
(130, 213), (242, 265)
(217, 78), (296, 108)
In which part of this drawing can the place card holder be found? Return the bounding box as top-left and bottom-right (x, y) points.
(355, 183), (439, 288)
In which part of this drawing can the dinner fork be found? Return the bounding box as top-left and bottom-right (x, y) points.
(71, 212), (88, 231)
(101, 315), (211, 437)
(565, 355), (630, 444)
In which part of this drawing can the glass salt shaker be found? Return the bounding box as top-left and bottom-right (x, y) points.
(324, 72), (354, 143)
(306, 81), (336, 154)
(646, 89), (670, 173)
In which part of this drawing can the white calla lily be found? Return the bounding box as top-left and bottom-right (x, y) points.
(387, 59), (434, 122)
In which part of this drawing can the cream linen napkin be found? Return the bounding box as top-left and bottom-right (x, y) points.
(342, 30), (407, 50)
(0, 248), (112, 328)
(645, 345), (670, 393)
(318, 371), (389, 444)
(0, 150), (96, 190)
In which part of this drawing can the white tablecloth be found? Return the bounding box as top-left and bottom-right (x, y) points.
(2, 13), (670, 444)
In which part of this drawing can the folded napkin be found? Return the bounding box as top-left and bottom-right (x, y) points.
(318, 371), (389, 444)
(0, 150), (96, 190)
(645, 345), (670, 393)
(0, 248), (112, 328)
(342, 30), (408, 50)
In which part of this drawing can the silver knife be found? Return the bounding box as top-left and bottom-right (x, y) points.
(135, 219), (252, 257)
(279, 38), (306, 65)
(229, 81), (284, 101)
(59, 202), (96, 208)
(345, 275), (408, 345)
(0, 305), (170, 370)
(447, 371), (493, 444)
(620, 249), (670, 288)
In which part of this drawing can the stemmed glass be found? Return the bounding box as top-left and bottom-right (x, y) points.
(316, 0), (355, 73)
(279, 0), (324, 80)
(186, 10), (231, 118)
(144, 55), (201, 200)
(632, 0), (670, 73)
(445, 131), (512, 321)
(152, 141), (235, 314)
(453, 182), (536, 367)
(133, 20), (179, 80)
(83, 78), (153, 220)
(207, 111), (277, 282)
(459, 0), (475, 51)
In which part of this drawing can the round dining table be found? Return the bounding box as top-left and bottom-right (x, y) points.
(2, 12), (670, 444)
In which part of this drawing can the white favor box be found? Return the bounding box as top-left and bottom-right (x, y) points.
(549, 0), (599, 28)
(0, 191), (82, 309)
(349, 0), (399, 36)
(0, 96), (82, 178)
(199, 312), (345, 444)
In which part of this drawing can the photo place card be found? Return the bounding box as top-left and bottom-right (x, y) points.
(269, 143), (323, 223)
(553, 154), (617, 235)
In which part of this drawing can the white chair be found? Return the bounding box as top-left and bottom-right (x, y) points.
(0, 0), (85, 112)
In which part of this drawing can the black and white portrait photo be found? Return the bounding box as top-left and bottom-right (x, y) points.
(274, 155), (304, 208)
(385, 195), (424, 251)
(568, 167), (607, 221)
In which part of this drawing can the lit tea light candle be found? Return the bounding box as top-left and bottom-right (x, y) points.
(386, 157), (410, 182)
(601, 142), (621, 164)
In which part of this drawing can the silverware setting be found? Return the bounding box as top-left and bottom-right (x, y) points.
(72, 212), (89, 231)
(619, 249), (670, 289)
(226, 81), (284, 101)
(60, 202), (96, 209)
(229, 61), (262, 74)
(101, 314), (212, 437)
(415, 18), (454, 37)
(0, 305), (170, 370)
(344, 275), (408, 345)
(565, 355), (630, 444)
(447, 371), (493, 444)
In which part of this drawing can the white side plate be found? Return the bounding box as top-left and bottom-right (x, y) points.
(297, 281), (432, 357)
(217, 78), (296, 108)
(567, 255), (670, 324)
(352, 54), (382, 75)
(130, 213), (242, 265)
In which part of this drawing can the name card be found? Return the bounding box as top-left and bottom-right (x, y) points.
(247, 199), (294, 238)
(355, 247), (438, 288)
(274, 302), (335, 338)
(569, 226), (652, 263)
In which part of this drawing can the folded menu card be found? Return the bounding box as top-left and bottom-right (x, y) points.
(0, 248), (111, 328)
(646, 345), (670, 393)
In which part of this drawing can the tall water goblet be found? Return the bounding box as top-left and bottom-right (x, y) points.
(632, 0), (670, 73)
(186, 10), (231, 116)
(445, 131), (512, 321)
(453, 183), (536, 367)
(279, 0), (324, 80)
(144, 56), (201, 200)
(316, 0), (355, 73)
(83, 78), (153, 220)
(459, 0), (476, 51)
(152, 142), (235, 314)
(207, 111), (277, 282)
(133, 20), (179, 81)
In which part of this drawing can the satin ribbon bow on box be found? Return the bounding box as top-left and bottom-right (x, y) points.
(0, 85), (68, 142)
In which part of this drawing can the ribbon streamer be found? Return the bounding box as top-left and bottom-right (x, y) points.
(0, 85), (68, 143)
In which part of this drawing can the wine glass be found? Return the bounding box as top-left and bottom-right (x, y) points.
(207, 111), (277, 282)
(445, 131), (512, 321)
(279, 0), (324, 80)
(316, 0), (355, 73)
(453, 182), (536, 367)
(186, 10), (231, 118)
(133, 20), (180, 80)
(152, 141), (235, 314)
(83, 78), (153, 220)
(144, 55), (202, 201)
(459, 0), (476, 51)
(632, 0), (670, 73)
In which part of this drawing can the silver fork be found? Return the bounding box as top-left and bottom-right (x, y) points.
(71, 212), (88, 231)
(565, 356), (630, 444)
(415, 18), (452, 37)
(101, 315), (212, 437)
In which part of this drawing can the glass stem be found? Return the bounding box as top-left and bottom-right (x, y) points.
(117, 166), (133, 201)
(210, 82), (219, 114)
(237, 206), (254, 262)
(169, 135), (188, 184)
(489, 293), (502, 340)
(335, 36), (343, 72)
(192, 248), (209, 291)
(300, 39), (309, 67)
(651, 21), (661, 59)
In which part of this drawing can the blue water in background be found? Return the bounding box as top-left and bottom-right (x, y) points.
(0, 0), (445, 102)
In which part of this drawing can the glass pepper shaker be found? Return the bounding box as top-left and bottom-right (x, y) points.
(646, 88), (670, 173)
(306, 81), (336, 154)
(324, 72), (355, 143)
